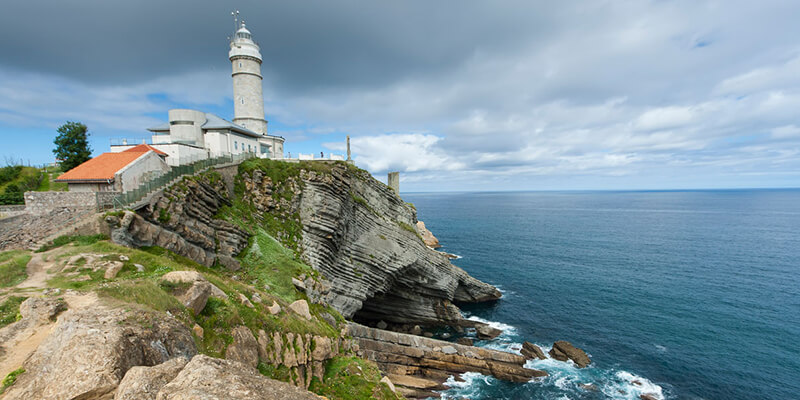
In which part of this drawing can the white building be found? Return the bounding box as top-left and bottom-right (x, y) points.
(112, 20), (284, 165)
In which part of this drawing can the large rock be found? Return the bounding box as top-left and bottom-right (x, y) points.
(476, 324), (503, 340)
(415, 221), (441, 249)
(239, 162), (501, 326)
(160, 271), (226, 314)
(116, 357), (190, 400)
(549, 340), (591, 368)
(2, 306), (196, 400)
(225, 326), (259, 368)
(521, 341), (547, 360)
(288, 299), (312, 320)
(154, 355), (323, 400)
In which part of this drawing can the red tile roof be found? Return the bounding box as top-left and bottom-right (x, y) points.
(56, 152), (147, 182)
(123, 144), (168, 156)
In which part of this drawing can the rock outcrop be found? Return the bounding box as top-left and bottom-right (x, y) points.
(415, 221), (441, 248)
(549, 340), (591, 368)
(108, 175), (248, 269)
(348, 323), (546, 398)
(521, 341), (547, 360)
(116, 357), (190, 400)
(2, 306), (196, 400)
(155, 355), (323, 400)
(239, 162), (501, 326)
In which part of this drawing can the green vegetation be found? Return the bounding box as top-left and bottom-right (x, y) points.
(0, 296), (26, 329)
(239, 230), (316, 302)
(0, 250), (31, 287)
(158, 208), (171, 223)
(0, 166), (43, 205)
(396, 220), (423, 242)
(0, 367), (25, 394)
(309, 356), (400, 400)
(53, 121), (91, 172)
(35, 234), (108, 253)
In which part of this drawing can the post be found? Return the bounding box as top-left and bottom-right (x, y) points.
(346, 135), (353, 164)
(387, 172), (400, 195)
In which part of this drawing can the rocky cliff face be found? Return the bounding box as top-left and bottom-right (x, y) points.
(112, 161), (499, 327)
(109, 176), (249, 270)
(238, 161), (501, 326)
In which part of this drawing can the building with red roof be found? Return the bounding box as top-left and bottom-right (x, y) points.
(55, 149), (169, 193)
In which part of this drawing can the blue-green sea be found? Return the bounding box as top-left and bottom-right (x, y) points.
(403, 189), (800, 400)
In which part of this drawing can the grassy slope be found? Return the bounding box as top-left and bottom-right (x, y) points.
(21, 230), (398, 399)
(0, 250), (31, 287)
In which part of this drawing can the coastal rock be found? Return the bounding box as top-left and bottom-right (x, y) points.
(115, 357), (189, 400)
(476, 324), (503, 340)
(238, 162), (502, 326)
(549, 340), (591, 368)
(640, 394), (658, 400)
(456, 337), (474, 346)
(416, 220), (441, 249)
(521, 341), (547, 360)
(268, 301), (282, 315)
(2, 306), (196, 400)
(104, 261), (124, 279)
(154, 355), (322, 400)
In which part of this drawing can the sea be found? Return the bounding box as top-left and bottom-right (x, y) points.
(402, 189), (800, 400)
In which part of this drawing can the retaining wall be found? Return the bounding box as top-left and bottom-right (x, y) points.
(24, 191), (121, 215)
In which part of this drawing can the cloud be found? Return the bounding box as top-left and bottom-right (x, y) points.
(1, 1), (800, 189)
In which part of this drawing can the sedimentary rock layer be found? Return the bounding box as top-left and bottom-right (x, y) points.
(347, 323), (545, 398)
(240, 163), (501, 325)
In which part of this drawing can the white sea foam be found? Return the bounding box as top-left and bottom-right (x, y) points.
(654, 344), (667, 352)
(465, 315), (518, 335)
(440, 372), (493, 399)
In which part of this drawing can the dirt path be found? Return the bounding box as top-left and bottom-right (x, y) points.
(16, 253), (50, 290)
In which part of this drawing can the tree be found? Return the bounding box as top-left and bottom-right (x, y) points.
(53, 121), (92, 172)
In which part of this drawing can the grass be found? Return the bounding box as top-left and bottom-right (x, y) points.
(309, 356), (401, 400)
(0, 296), (26, 329)
(238, 230), (316, 302)
(36, 234), (108, 253)
(396, 221), (423, 242)
(0, 250), (31, 287)
(0, 367), (25, 394)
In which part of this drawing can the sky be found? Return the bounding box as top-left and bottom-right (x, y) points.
(1, 0), (799, 191)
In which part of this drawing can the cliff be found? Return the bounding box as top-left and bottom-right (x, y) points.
(233, 160), (501, 326)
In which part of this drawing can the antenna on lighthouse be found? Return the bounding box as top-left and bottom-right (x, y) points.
(231, 10), (240, 34)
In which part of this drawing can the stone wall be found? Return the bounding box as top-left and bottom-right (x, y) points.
(24, 191), (120, 215)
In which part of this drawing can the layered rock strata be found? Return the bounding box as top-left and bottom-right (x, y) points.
(347, 323), (546, 399)
(109, 176), (248, 269)
(239, 163), (501, 326)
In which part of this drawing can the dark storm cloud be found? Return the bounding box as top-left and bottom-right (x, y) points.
(0, 0), (551, 93)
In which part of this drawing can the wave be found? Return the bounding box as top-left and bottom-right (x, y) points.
(442, 315), (668, 399)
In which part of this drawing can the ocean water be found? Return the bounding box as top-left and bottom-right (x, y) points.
(403, 190), (800, 400)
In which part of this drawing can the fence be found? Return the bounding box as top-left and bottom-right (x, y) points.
(112, 152), (256, 209)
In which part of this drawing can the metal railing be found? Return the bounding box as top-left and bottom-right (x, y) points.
(112, 152), (256, 209)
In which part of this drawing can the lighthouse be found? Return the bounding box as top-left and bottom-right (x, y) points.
(229, 20), (268, 136)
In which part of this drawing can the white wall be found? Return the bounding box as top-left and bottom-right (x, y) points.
(115, 151), (170, 192)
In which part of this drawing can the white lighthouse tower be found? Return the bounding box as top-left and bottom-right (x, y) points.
(229, 20), (268, 136)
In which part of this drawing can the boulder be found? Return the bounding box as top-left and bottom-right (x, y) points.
(288, 299), (312, 320)
(2, 307), (196, 400)
(521, 341), (546, 360)
(292, 277), (306, 291)
(640, 394), (658, 400)
(192, 324), (204, 338)
(268, 301), (281, 315)
(441, 345), (458, 354)
(104, 261), (124, 279)
(225, 326), (259, 368)
(376, 320), (388, 330)
(549, 341), (591, 368)
(116, 357), (189, 400)
(154, 355), (322, 399)
(179, 281), (213, 315)
(476, 324), (502, 340)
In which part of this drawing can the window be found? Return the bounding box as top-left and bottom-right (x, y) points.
(239, 62), (242, 68)
(248, 144), (252, 152)
(240, 97), (244, 105)
(234, 141), (238, 150)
